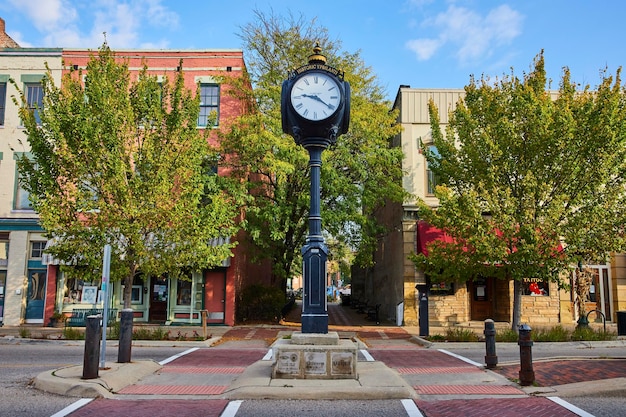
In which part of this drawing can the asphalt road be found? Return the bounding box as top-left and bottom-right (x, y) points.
(430, 339), (626, 364)
(0, 339), (187, 417)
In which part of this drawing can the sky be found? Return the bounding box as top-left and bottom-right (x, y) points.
(1, 0), (625, 100)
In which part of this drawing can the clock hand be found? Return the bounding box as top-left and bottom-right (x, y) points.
(302, 93), (334, 109)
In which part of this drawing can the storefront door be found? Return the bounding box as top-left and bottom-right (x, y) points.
(0, 271), (6, 323)
(149, 275), (169, 322)
(204, 270), (226, 324)
(469, 277), (494, 321)
(25, 269), (47, 323)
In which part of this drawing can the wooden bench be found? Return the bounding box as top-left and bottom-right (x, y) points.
(65, 308), (118, 328)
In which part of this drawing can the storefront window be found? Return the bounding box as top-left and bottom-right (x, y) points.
(123, 273), (145, 304)
(64, 278), (103, 303)
(177, 279), (192, 305)
(429, 281), (455, 296)
(522, 278), (549, 296)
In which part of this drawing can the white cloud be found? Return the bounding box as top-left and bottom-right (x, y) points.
(406, 4), (523, 64)
(406, 38), (443, 61)
(6, 0), (178, 48)
(7, 0), (77, 31)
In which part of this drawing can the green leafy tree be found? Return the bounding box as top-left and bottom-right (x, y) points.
(221, 10), (406, 291)
(13, 44), (240, 316)
(412, 52), (626, 330)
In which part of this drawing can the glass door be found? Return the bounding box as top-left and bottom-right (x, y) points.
(0, 271), (6, 323)
(25, 270), (47, 323)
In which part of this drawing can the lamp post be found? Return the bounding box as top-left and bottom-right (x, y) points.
(281, 45), (350, 333)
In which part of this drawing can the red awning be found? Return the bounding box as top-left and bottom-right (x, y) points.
(416, 221), (563, 257)
(416, 221), (456, 256)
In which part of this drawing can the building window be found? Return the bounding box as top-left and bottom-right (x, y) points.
(177, 279), (192, 306)
(198, 84), (219, 127)
(0, 82), (6, 126)
(25, 83), (44, 125)
(30, 241), (46, 259)
(0, 234), (8, 268)
(14, 167), (33, 210)
(426, 145), (440, 195)
(522, 278), (549, 296)
(429, 280), (455, 296)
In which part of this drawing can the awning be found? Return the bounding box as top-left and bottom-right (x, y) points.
(416, 221), (456, 256)
(416, 221), (563, 258)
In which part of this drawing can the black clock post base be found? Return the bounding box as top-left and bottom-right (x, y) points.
(301, 239), (329, 334)
(301, 314), (329, 334)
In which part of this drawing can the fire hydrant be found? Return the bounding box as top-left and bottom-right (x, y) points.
(518, 324), (535, 386)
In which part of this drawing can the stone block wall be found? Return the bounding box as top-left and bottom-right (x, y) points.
(520, 281), (561, 325)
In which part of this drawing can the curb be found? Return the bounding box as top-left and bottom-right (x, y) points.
(34, 360), (162, 398)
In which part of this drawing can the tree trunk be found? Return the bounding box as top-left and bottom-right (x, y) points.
(511, 278), (523, 332)
(123, 274), (133, 309)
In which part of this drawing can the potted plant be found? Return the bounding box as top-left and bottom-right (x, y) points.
(49, 311), (67, 328)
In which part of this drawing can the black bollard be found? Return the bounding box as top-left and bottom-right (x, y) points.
(118, 309), (134, 363)
(82, 315), (102, 379)
(518, 324), (535, 386)
(418, 292), (429, 337)
(484, 319), (498, 369)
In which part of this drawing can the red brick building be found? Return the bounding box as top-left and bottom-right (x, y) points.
(41, 49), (271, 326)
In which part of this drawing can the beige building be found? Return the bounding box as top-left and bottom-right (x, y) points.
(0, 19), (63, 325)
(353, 86), (626, 330)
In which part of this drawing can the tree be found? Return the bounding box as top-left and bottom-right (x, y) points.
(220, 10), (406, 290)
(13, 44), (240, 317)
(412, 52), (626, 330)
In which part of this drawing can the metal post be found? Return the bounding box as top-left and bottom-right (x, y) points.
(301, 142), (329, 334)
(518, 324), (535, 386)
(99, 244), (111, 369)
(484, 319), (498, 369)
(118, 309), (133, 363)
(82, 315), (101, 379)
(418, 291), (429, 337)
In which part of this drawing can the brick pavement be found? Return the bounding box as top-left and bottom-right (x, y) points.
(55, 303), (613, 416)
(67, 399), (229, 417)
(493, 358), (626, 386)
(415, 397), (579, 417)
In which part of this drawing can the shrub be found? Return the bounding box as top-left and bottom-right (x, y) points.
(131, 326), (168, 340)
(236, 284), (285, 323)
(445, 327), (479, 342)
(495, 328), (519, 342)
(532, 325), (570, 342)
(571, 327), (616, 341)
(63, 327), (84, 340)
(18, 327), (31, 338)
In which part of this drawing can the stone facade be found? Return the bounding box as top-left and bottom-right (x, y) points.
(354, 86), (625, 331)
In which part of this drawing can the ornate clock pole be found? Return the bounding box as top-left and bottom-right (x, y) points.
(282, 45), (350, 334)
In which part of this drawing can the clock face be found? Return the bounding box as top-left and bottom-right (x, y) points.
(290, 72), (341, 121)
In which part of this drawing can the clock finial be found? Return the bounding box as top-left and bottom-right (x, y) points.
(308, 42), (326, 64)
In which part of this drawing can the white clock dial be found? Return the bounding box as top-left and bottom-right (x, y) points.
(290, 72), (341, 121)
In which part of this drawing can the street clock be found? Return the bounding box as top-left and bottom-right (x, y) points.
(282, 45), (350, 145)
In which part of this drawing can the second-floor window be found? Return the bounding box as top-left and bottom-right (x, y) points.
(15, 168), (33, 210)
(0, 82), (6, 126)
(198, 84), (219, 127)
(30, 241), (46, 259)
(426, 145), (440, 195)
(25, 83), (44, 125)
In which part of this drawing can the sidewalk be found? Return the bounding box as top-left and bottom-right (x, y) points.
(13, 302), (624, 416)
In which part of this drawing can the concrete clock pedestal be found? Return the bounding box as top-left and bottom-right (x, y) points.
(272, 332), (358, 380)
